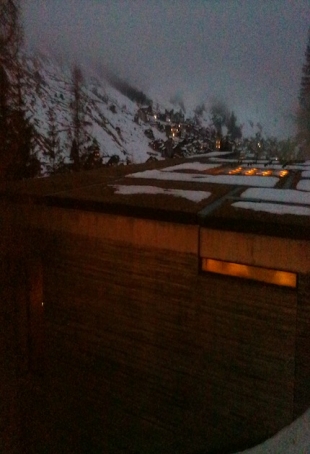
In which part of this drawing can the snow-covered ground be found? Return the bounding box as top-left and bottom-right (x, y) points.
(236, 408), (310, 453)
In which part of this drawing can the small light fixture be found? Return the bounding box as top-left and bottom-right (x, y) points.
(201, 258), (297, 288)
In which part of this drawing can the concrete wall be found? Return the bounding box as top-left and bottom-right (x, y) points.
(1, 202), (310, 453)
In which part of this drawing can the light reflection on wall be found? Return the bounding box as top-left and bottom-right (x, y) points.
(202, 258), (297, 288)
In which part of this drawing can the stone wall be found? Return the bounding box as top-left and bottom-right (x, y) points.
(1, 202), (310, 453)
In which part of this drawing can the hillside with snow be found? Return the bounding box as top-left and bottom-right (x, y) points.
(10, 52), (301, 179)
(19, 53), (171, 173)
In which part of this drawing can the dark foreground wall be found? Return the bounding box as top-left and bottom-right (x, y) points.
(1, 202), (310, 454)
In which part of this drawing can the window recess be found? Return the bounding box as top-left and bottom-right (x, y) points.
(201, 258), (297, 288)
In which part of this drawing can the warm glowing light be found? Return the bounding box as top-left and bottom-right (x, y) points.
(257, 169), (272, 176)
(244, 168), (257, 175)
(274, 170), (289, 177)
(201, 258), (297, 288)
(228, 167), (242, 174)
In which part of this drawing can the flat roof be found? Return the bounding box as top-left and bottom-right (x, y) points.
(2, 153), (310, 239)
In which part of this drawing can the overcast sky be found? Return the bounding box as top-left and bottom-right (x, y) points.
(22, 0), (310, 138)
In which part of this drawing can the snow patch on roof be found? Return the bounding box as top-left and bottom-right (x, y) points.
(127, 169), (279, 187)
(233, 201), (310, 216)
(209, 159), (310, 171)
(162, 162), (220, 172)
(112, 185), (211, 202)
(296, 180), (310, 192)
(187, 151), (233, 159)
(301, 171), (310, 178)
(240, 188), (310, 205)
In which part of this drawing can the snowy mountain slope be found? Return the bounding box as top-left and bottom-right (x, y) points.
(19, 53), (167, 173)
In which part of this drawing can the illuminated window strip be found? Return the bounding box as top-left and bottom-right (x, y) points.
(201, 258), (297, 288)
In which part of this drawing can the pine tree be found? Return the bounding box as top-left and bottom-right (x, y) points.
(70, 138), (79, 169)
(70, 64), (87, 170)
(226, 111), (242, 141)
(0, 0), (22, 67)
(5, 109), (40, 179)
(299, 28), (310, 109)
(210, 101), (229, 135)
(0, 0), (40, 179)
(297, 28), (310, 159)
(83, 138), (102, 170)
(45, 107), (64, 174)
(0, 0), (21, 177)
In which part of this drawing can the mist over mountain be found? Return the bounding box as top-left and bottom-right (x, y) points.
(16, 51), (171, 173)
(9, 47), (302, 178)
(22, 0), (310, 141)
